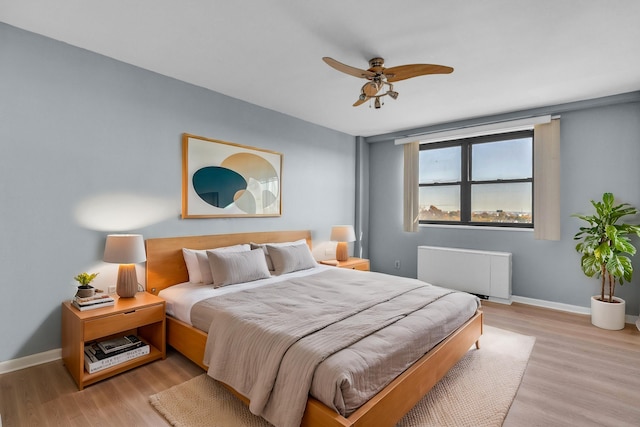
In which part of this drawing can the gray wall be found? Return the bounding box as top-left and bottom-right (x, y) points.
(367, 98), (640, 315)
(0, 23), (356, 362)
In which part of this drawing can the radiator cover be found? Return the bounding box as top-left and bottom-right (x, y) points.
(417, 246), (512, 303)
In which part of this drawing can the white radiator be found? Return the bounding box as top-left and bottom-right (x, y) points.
(417, 246), (512, 303)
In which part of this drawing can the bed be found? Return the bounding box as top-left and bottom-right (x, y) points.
(145, 230), (483, 427)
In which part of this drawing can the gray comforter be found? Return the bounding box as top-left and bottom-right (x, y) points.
(196, 268), (479, 427)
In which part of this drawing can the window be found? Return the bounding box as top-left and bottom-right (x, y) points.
(418, 130), (533, 227)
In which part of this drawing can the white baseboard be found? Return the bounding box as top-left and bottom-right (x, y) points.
(511, 295), (639, 325)
(511, 295), (590, 314)
(487, 296), (512, 304)
(0, 348), (61, 375)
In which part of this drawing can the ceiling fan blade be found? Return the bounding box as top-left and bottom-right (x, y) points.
(323, 57), (376, 79)
(362, 82), (382, 97)
(353, 97), (369, 107)
(385, 64), (454, 82)
(353, 82), (381, 106)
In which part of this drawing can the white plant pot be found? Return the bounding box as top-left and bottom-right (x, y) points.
(590, 295), (626, 330)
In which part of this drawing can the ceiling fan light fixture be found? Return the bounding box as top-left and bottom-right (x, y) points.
(358, 93), (367, 101)
(374, 97), (381, 109)
(388, 91), (399, 100)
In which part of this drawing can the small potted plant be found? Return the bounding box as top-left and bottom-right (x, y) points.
(74, 272), (99, 298)
(573, 192), (640, 330)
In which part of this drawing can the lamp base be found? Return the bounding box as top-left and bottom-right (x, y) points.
(335, 242), (349, 262)
(116, 264), (138, 298)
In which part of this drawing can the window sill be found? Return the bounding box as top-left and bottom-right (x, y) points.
(420, 223), (533, 232)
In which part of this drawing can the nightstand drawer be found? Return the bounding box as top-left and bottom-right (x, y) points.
(84, 304), (164, 341)
(351, 261), (370, 271)
(332, 258), (370, 271)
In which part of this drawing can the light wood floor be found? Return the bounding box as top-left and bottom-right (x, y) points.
(1, 302), (638, 427)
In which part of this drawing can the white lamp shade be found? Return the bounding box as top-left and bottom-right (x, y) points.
(103, 234), (146, 264)
(330, 225), (356, 243)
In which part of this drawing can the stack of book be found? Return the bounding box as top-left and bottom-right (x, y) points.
(72, 294), (115, 311)
(84, 335), (150, 374)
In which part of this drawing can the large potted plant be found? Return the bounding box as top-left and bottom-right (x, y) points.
(573, 192), (640, 330)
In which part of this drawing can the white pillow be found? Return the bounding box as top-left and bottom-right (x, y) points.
(250, 239), (308, 271)
(183, 244), (250, 284)
(182, 248), (203, 283)
(206, 248), (271, 288)
(267, 243), (318, 275)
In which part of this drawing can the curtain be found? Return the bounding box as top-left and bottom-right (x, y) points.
(403, 141), (420, 232)
(533, 119), (561, 240)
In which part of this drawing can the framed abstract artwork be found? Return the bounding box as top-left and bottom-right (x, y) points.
(182, 133), (283, 218)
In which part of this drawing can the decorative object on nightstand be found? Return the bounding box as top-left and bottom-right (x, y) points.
(73, 272), (99, 298)
(72, 294), (115, 311)
(103, 234), (146, 298)
(330, 225), (356, 262)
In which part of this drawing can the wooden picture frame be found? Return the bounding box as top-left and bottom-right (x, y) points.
(182, 133), (283, 218)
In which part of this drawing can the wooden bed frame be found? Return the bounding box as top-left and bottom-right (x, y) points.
(145, 230), (483, 427)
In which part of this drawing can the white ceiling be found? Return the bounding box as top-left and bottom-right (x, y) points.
(2, 1), (640, 137)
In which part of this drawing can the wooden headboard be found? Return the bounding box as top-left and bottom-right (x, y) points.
(145, 230), (312, 294)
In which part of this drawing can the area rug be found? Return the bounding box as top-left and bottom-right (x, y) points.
(149, 325), (535, 427)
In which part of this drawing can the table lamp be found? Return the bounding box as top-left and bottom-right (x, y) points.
(103, 234), (146, 298)
(331, 225), (356, 262)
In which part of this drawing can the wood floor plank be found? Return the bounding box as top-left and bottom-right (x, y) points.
(482, 302), (640, 427)
(0, 302), (638, 426)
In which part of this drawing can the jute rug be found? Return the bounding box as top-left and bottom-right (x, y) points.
(150, 326), (534, 427)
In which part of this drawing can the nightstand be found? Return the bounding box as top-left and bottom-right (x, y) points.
(61, 292), (166, 390)
(322, 257), (370, 271)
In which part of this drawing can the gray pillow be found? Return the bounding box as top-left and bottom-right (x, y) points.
(192, 244), (251, 285)
(250, 242), (274, 270)
(206, 248), (271, 288)
(266, 243), (317, 275)
(250, 239), (308, 271)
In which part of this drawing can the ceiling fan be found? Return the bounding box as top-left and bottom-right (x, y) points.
(322, 57), (453, 109)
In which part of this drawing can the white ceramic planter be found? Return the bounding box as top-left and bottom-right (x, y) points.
(590, 295), (626, 330)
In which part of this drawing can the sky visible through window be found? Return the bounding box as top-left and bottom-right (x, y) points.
(471, 137), (531, 212)
(419, 136), (532, 221)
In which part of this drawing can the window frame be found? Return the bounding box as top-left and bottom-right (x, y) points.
(418, 130), (534, 228)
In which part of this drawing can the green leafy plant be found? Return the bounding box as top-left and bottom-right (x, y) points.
(573, 193), (640, 303)
(74, 272), (99, 287)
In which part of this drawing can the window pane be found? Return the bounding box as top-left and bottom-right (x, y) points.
(471, 183), (532, 223)
(419, 146), (461, 184)
(419, 186), (460, 221)
(472, 138), (532, 181)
